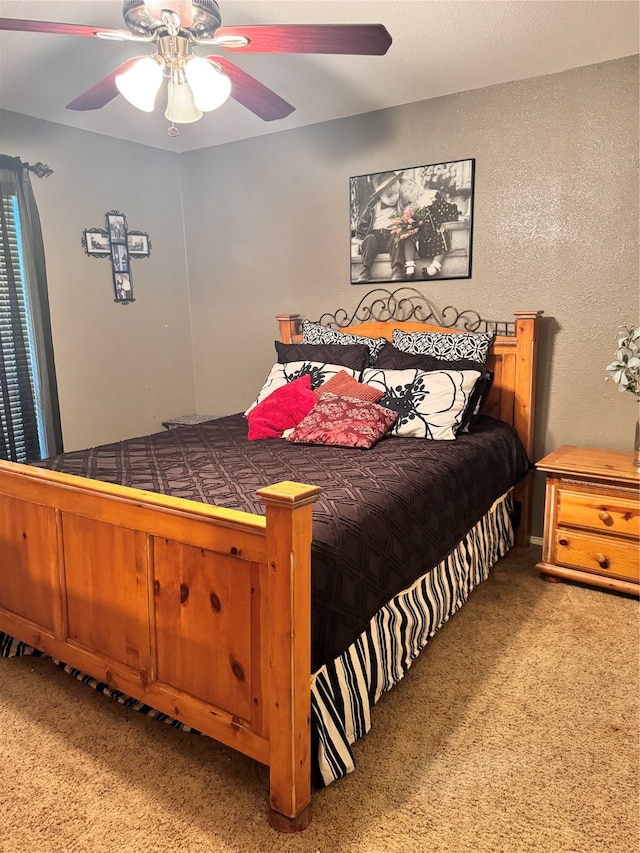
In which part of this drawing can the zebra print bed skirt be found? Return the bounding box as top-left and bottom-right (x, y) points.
(0, 491), (514, 788)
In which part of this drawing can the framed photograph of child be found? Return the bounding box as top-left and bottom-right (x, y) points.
(349, 158), (475, 284)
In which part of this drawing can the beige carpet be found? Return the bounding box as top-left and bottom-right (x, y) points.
(1, 546), (638, 853)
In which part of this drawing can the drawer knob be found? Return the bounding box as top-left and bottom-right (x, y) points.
(597, 509), (613, 525)
(594, 552), (610, 569)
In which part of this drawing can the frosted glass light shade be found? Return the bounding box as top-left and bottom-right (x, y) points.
(115, 57), (163, 112)
(165, 80), (203, 124)
(184, 57), (231, 112)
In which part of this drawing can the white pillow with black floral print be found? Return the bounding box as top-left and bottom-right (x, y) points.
(392, 328), (495, 363)
(245, 361), (358, 415)
(361, 367), (482, 439)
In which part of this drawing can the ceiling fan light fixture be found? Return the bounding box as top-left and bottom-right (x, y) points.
(184, 57), (231, 112)
(115, 56), (163, 111)
(165, 79), (203, 123)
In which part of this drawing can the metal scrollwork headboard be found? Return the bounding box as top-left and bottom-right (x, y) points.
(314, 287), (515, 336)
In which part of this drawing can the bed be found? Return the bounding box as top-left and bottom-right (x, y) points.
(0, 287), (541, 831)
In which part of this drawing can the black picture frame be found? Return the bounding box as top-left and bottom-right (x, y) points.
(82, 228), (111, 257)
(113, 270), (135, 304)
(127, 231), (151, 257)
(349, 158), (475, 284)
(107, 212), (127, 244)
(111, 242), (129, 272)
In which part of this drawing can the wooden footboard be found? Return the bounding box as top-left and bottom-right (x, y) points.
(0, 462), (320, 830)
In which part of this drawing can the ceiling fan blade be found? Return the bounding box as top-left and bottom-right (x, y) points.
(213, 24), (392, 55)
(208, 56), (295, 121)
(66, 58), (144, 111)
(0, 17), (130, 39)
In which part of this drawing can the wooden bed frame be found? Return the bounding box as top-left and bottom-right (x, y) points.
(0, 296), (541, 831)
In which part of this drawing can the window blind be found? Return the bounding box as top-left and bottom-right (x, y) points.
(0, 194), (41, 463)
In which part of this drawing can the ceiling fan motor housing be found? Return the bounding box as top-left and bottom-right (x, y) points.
(122, 0), (222, 39)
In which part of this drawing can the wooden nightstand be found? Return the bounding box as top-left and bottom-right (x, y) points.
(536, 446), (639, 595)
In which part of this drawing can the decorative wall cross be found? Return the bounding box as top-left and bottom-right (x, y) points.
(82, 210), (151, 305)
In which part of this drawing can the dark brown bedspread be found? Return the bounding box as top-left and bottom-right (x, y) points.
(36, 415), (530, 670)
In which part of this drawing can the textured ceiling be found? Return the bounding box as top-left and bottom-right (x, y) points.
(0, 0), (638, 152)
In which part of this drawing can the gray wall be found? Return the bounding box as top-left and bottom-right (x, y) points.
(181, 56), (639, 536)
(1, 56), (637, 536)
(0, 111), (196, 450)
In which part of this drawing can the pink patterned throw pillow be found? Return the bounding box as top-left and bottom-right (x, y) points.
(287, 393), (397, 449)
(315, 369), (384, 403)
(247, 374), (317, 440)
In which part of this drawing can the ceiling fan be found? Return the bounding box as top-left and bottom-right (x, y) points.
(0, 1), (392, 135)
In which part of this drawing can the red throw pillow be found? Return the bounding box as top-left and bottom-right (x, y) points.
(287, 393), (397, 449)
(247, 375), (317, 440)
(315, 369), (384, 403)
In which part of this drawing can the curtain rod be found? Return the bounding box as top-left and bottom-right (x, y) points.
(0, 155), (54, 178)
(25, 162), (54, 178)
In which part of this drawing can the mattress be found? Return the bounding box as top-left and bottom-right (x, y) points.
(33, 413), (530, 671)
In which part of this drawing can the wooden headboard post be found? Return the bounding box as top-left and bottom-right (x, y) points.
(510, 311), (541, 545)
(276, 313), (301, 344)
(276, 293), (542, 547)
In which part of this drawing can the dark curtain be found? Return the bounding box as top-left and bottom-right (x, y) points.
(0, 154), (62, 462)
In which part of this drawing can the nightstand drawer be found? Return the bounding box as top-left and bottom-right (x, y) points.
(554, 529), (640, 582)
(557, 489), (640, 539)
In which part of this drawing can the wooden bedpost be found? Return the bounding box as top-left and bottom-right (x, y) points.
(275, 313), (301, 344)
(512, 311), (542, 546)
(257, 481), (322, 832)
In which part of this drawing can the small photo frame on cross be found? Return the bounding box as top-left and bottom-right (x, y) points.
(112, 242), (129, 272)
(127, 231), (150, 257)
(107, 213), (127, 244)
(114, 271), (134, 304)
(83, 229), (111, 256)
